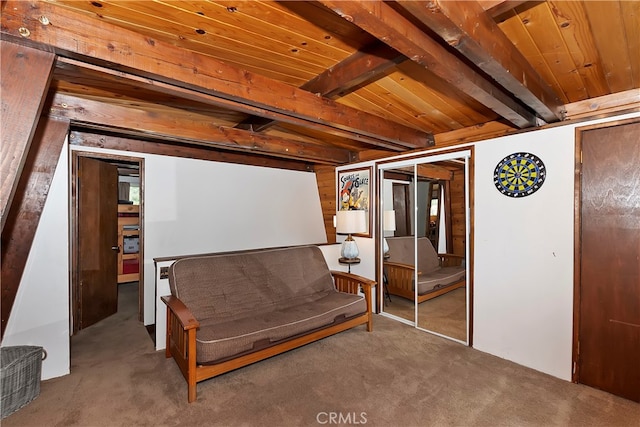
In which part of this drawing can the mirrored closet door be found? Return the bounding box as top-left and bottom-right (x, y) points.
(379, 151), (470, 344)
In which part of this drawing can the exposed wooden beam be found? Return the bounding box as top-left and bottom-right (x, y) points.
(1, 116), (69, 337)
(69, 131), (315, 172)
(53, 57), (399, 153)
(1, 0), (432, 150)
(304, 43), (406, 98)
(396, 0), (564, 122)
(392, 165), (453, 181)
(49, 93), (353, 165)
(563, 89), (640, 120)
(237, 43), (406, 133)
(318, 0), (538, 129)
(417, 164), (454, 181)
(1, 40), (56, 231)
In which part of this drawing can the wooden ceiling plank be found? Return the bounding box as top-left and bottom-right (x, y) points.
(496, 9), (565, 103)
(392, 61), (498, 126)
(318, 0), (538, 129)
(236, 42), (405, 132)
(49, 93), (353, 165)
(0, 40), (56, 231)
(517, 3), (588, 103)
(1, 116), (70, 337)
(1, 0), (432, 150)
(583, 1), (635, 94)
(397, 0), (564, 123)
(546, 1), (610, 99)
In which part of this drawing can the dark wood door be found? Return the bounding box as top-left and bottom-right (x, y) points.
(393, 183), (411, 236)
(579, 120), (640, 402)
(78, 157), (119, 329)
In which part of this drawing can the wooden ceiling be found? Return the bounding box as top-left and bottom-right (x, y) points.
(2, 0), (639, 167)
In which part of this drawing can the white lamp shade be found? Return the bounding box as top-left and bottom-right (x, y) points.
(383, 210), (396, 231)
(336, 210), (367, 234)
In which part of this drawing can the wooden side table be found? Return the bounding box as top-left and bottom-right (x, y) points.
(338, 257), (360, 273)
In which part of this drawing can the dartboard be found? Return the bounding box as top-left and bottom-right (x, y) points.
(493, 152), (546, 197)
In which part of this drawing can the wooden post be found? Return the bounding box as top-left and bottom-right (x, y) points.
(1, 116), (69, 337)
(1, 40), (56, 230)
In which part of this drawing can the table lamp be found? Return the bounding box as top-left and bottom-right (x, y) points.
(336, 209), (366, 260)
(383, 210), (396, 255)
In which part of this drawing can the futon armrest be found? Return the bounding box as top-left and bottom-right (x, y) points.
(438, 253), (464, 267)
(383, 260), (415, 271)
(161, 295), (200, 330)
(330, 270), (376, 294)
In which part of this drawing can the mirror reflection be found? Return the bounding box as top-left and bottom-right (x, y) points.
(380, 155), (468, 343)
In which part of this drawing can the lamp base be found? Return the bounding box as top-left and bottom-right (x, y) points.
(340, 235), (359, 260)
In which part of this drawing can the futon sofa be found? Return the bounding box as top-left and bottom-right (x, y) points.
(384, 236), (465, 303)
(162, 245), (375, 402)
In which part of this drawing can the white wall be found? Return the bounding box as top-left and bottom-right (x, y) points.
(3, 141), (70, 379)
(6, 144), (327, 379)
(473, 111), (639, 380)
(473, 127), (576, 380)
(346, 112), (639, 381)
(143, 153), (326, 324)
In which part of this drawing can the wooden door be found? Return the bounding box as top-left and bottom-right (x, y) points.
(578, 120), (640, 402)
(77, 157), (119, 330)
(393, 183), (411, 236)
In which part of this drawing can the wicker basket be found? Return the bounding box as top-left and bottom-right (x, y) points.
(1, 346), (45, 419)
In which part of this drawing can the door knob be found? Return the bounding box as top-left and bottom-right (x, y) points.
(111, 246), (120, 252)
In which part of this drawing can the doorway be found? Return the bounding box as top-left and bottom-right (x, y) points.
(71, 150), (144, 334)
(574, 118), (640, 402)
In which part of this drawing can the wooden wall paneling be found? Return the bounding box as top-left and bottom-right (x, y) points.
(0, 40), (56, 230)
(450, 169), (467, 257)
(314, 165), (337, 244)
(1, 116), (70, 337)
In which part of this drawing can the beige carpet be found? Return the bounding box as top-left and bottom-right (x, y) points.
(3, 282), (639, 427)
(384, 287), (467, 341)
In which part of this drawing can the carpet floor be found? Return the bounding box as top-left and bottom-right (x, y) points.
(383, 287), (467, 341)
(3, 283), (639, 426)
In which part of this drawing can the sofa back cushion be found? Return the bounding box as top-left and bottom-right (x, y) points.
(168, 245), (335, 322)
(386, 236), (440, 274)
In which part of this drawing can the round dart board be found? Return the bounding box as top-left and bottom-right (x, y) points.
(493, 152), (546, 197)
